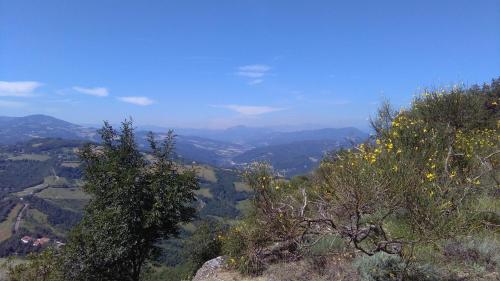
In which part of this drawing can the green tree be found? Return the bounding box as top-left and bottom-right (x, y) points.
(62, 120), (198, 281)
(184, 220), (226, 271)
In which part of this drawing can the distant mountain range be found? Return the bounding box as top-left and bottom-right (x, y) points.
(0, 115), (368, 176)
(0, 115), (98, 144)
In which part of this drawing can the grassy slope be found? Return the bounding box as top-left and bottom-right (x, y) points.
(37, 187), (90, 200)
(7, 154), (51, 161)
(0, 204), (22, 242)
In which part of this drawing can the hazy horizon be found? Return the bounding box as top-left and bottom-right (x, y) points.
(1, 0), (499, 129)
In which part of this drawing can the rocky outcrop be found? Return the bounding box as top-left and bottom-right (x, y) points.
(191, 256), (357, 281)
(192, 256), (227, 281)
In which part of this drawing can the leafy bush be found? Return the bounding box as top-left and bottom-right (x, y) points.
(183, 220), (226, 271)
(2, 248), (64, 281)
(222, 163), (315, 275)
(222, 218), (268, 275)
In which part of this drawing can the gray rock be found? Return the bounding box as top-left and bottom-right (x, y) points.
(192, 256), (227, 281)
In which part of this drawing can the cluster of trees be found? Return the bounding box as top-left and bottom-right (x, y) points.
(0, 138), (84, 192)
(0, 198), (17, 223)
(0, 160), (52, 192)
(4, 139), (85, 155)
(199, 169), (249, 218)
(25, 196), (82, 230)
(4, 121), (199, 281)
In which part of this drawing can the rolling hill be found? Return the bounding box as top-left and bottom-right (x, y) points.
(0, 115), (97, 144)
(233, 139), (358, 177)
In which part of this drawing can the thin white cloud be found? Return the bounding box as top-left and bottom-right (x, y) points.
(0, 100), (27, 108)
(73, 86), (109, 97)
(118, 96), (154, 106)
(329, 100), (351, 105)
(236, 64), (271, 82)
(0, 81), (42, 97)
(248, 79), (263, 85)
(213, 104), (284, 115)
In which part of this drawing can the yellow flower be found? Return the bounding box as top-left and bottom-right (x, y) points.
(396, 149), (402, 154)
(275, 185), (280, 190)
(376, 139), (381, 145)
(426, 173), (436, 181)
(386, 143), (393, 150)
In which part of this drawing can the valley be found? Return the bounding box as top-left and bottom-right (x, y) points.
(0, 115), (364, 268)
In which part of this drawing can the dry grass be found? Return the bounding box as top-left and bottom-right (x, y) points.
(195, 256), (358, 281)
(195, 188), (214, 199)
(234, 182), (252, 192)
(236, 200), (252, 215)
(262, 257), (358, 281)
(181, 222), (197, 233)
(195, 165), (218, 183)
(61, 161), (81, 168)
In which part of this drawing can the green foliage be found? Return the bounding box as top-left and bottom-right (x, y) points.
(353, 252), (444, 281)
(222, 163), (311, 275)
(61, 121), (199, 281)
(3, 248), (63, 281)
(314, 82), (499, 257)
(183, 220), (225, 270)
(222, 219), (268, 275)
(223, 78), (500, 278)
(0, 159), (53, 192)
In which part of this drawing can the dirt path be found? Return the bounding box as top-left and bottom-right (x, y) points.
(14, 203), (29, 233)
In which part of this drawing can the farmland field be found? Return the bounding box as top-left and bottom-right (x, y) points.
(7, 154), (50, 161)
(194, 188), (213, 199)
(234, 181), (252, 192)
(36, 187), (90, 200)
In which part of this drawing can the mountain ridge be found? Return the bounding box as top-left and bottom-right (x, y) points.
(0, 114), (367, 174)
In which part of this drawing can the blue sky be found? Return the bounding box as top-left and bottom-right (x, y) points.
(1, 0), (499, 129)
